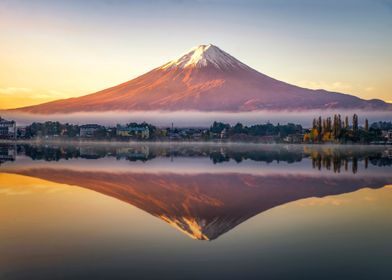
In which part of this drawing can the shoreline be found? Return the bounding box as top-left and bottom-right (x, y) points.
(0, 139), (391, 147)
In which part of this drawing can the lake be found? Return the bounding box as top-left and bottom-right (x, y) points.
(0, 143), (391, 280)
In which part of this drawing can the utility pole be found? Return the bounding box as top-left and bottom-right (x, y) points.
(170, 122), (174, 142)
(170, 122), (174, 161)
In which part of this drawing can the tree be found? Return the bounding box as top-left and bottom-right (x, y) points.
(352, 114), (358, 133)
(338, 114), (342, 133)
(317, 116), (322, 142)
(365, 119), (369, 132)
(332, 114), (340, 140)
(345, 116), (349, 129)
(233, 123), (244, 134)
(312, 118), (317, 130)
(210, 121), (230, 134)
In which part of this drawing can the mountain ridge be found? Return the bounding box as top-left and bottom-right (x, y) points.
(10, 44), (392, 113)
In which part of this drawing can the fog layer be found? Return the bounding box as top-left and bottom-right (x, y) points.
(1, 110), (391, 128)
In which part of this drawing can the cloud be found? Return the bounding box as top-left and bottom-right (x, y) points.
(296, 80), (353, 92)
(31, 90), (68, 99)
(0, 87), (69, 98)
(297, 197), (353, 207)
(47, 89), (69, 97)
(0, 88), (69, 105)
(0, 87), (32, 95)
(365, 86), (376, 92)
(0, 185), (70, 196)
(0, 187), (32, 196)
(296, 81), (379, 96)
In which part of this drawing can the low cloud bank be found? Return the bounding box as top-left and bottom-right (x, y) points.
(1, 110), (391, 128)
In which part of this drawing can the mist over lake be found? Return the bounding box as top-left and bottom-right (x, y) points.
(2, 109), (391, 127)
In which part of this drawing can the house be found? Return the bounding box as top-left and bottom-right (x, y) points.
(116, 125), (150, 139)
(0, 117), (16, 139)
(79, 124), (102, 138)
(387, 130), (392, 144)
(283, 134), (304, 144)
(17, 127), (26, 138)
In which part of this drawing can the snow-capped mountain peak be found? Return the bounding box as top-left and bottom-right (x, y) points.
(161, 44), (251, 70)
(13, 44), (391, 113)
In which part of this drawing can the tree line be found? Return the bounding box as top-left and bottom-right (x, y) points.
(303, 114), (386, 143)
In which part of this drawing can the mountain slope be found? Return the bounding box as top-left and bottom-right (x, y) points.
(13, 44), (391, 113)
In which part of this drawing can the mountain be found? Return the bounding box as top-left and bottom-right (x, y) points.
(4, 168), (390, 240)
(12, 44), (391, 113)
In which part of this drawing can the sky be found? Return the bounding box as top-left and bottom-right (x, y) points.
(0, 0), (391, 109)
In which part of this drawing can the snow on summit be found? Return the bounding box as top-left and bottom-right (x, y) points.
(161, 44), (251, 70)
(12, 43), (392, 113)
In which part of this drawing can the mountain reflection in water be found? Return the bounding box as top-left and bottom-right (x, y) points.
(0, 143), (391, 240)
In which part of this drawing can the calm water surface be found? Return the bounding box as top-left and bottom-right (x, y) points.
(0, 143), (391, 280)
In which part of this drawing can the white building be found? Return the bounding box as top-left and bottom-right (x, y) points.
(116, 125), (150, 139)
(79, 124), (102, 138)
(0, 117), (16, 139)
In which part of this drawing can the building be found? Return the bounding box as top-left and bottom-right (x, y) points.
(116, 125), (150, 139)
(283, 134), (304, 144)
(387, 130), (392, 144)
(0, 117), (16, 139)
(79, 124), (102, 138)
(17, 127), (26, 138)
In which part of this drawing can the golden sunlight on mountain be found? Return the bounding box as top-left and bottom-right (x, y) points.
(160, 215), (210, 241)
(7, 44), (391, 113)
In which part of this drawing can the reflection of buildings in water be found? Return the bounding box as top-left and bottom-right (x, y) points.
(5, 143), (392, 171)
(116, 146), (151, 161)
(4, 168), (391, 241)
(0, 144), (16, 165)
(79, 146), (102, 159)
(385, 148), (392, 159)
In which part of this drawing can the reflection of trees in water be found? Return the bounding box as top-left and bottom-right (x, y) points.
(22, 145), (81, 161)
(209, 150), (303, 164)
(309, 148), (392, 173)
(311, 153), (359, 173)
(20, 144), (156, 162)
(1, 144), (391, 172)
(116, 146), (156, 162)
